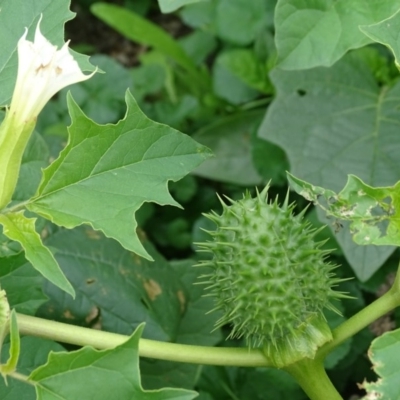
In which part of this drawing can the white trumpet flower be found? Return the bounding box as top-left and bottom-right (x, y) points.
(0, 18), (96, 209)
(9, 18), (95, 123)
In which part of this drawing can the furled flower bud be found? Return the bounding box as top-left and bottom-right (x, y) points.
(0, 17), (95, 209)
(197, 187), (348, 368)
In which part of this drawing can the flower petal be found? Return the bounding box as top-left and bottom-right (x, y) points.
(9, 16), (96, 123)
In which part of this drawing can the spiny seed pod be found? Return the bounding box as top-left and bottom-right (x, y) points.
(196, 186), (348, 368)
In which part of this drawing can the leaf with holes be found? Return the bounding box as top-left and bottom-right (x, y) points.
(288, 173), (400, 247)
(27, 91), (212, 260)
(287, 173), (398, 279)
(361, 327), (400, 399)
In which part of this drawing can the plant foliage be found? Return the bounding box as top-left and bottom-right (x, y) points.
(1, 0), (400, 399)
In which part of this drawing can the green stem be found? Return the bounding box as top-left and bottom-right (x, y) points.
(1, 200), (29, 214)
(317, 277), (400, 360)
(8, 371), (33, 385)
(284, 358), (342, 400)
(16, 313), (270, 367)
(239, 97), (272, 110)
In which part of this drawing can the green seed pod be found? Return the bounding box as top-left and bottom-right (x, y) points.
(197, 187), (347, 368)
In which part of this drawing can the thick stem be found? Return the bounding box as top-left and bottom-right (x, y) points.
(317, 283), (400, 360)
(284, 358), (342, 400)
(16, 314), (270, 367)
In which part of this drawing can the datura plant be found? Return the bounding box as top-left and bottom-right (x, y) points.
(2, 2), (400, 400)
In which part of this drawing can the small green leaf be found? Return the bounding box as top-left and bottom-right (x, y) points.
(0, 310), (20, 376)
(158, 0), (208, 13)
(360, 8), (400, 69)
(288, 173), (400, 247)
(179, 31), (217, 66)
(213, 52), (260, 104)
(216, 0), (268, 45)
(179, 1), (217, 31)
(29, 325), (197, 400)
(27, 92), (212, 260)
(275, 0), (400, 70)
(217, 49), (272, 94)
(0, 212), (74, 297)
(91, 3), (201, 83)
(0, 225), (22, 257)
(361, 327), (400, 399)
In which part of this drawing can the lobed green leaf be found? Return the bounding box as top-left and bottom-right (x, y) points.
(27, 91), (212, 260)
(29, 325), (198, 400)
